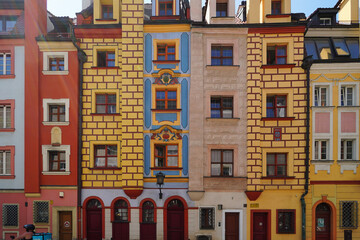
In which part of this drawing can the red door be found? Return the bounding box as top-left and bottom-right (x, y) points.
(140, 201), (156, 240)
(59, 211), (72, 240)
(140, 223), (156, 240)
(112, 222), (129, 240)
(253, 212), (268, 240)
(86, 199), (102, 240)
(167, 199), (184, 240)
(316, 203), (331, 240)
(112, 200), (129, 240)
(225, 212), (239, 240)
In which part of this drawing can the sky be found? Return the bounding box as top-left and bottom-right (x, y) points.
(47, 0), (339, 18)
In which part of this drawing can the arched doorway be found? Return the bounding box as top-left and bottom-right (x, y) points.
(86, 199), (102, 240)
(140, 201), (156, 240)
(316, 203), (331, 240)
(112, 199), (129, 240)
(167, 199), (184, 240)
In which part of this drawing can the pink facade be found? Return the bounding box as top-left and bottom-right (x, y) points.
(341, 112), (357, 133)
(315, 112), (330, 133)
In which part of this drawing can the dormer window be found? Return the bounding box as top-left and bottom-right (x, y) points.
(159, 0), (173, 16)
(271, 0), (281, 15)
(0, 16), (17, 33)
(319, 18), (331, 26)
(102, 5), (113, 19)
(216, 2), (228, 17)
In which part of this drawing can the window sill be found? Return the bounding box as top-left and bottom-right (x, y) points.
(204, 176), (246, 178)
(337, 160), (359, 164)
(151, 167), (182, 170)
(261, 176), (295, 179)
(153, 60), (180, 64)
(0, 175), (15, 179)
(0, 74), (15, 79)
(96, 18), (117, 22)
(266, 14), (291, 18)
(261, 64), (295, 69)
(42, 121), (70, 126)
(311, 160), (334, 164)
(0, 128), (15, 132)
(89, 167), (121, 170)
(211, 16), (234, 19)
(338, 105), (360, 108)
(2, 226), (19, 229)
(91, 66), (119, 69)
(206, 117), (240, 120)
(206, 65), (240, 69)
(42, 171), (70, 175)
(261, 117), (295, 121)
(311, 106), (335, 109)
(152, 109), (182, 112)
(42, 70), (69, 75)
(91, 113), (120, 116)
(150, 15), (181, 20)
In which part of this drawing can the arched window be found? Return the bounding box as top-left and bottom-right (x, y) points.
(114, 200), (128, 222)
(167, 199), (183, 209)
(87, 199), (102, 209)
(142, 201), (155, 223)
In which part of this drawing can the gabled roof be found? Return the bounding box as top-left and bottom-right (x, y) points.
(334, 0), (343, 8)
(307, 8), (339, 21)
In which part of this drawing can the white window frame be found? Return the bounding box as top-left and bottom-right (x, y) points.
(0, 104), (11, 128)
(314, 85), (330, 107)
(42, 52), (69, 75)
(2, 204), (19, 228)
(340, 139), (356, 160)
(0, 53), (11, 75)
(339, 83), (358, 106)
(319, 17), (331, 26)
(42, 99), (70, 126)
(314, 139), (330, 160)
(42, 145), (70, 175)
(0, 150), (11, 175)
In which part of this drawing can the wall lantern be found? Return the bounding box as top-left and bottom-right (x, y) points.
(156, 172), (165, 199)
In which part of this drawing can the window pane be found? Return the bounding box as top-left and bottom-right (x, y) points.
(223, 48), (233, 57)
(108, 53), (115, 60)
(155, 146), (165, 157)
(108, 105), (116, 113)
(211, 110), (221, 118)
(107, 60), (115, 67)
(211, 58), (221, 66)
(157, 46), (165, 54)
(267, 46), (276, 64)
(211, 150), (221, 163)
(316, 39), (333, 59)
(345, 39), (359, 59)
(223, 164), (232, 176)
(107, 145), (117, 156)
(211, 98), (221, 108)
(211, 48), (221, 57)
(267, 166), (275, 176)
(107, 157), (117, 167)
(97, 51), (106, 67)
(168, 46), (175, 53)
(277, 57), (286, 65)
(167, 91), (176, 99)
(223, 150), (233, 163)
(156, 91), (165, 99)
(0, 152), (3, 174)
(277, 154), (286, 164)
(346, 87), (353, 106)
(277, 46), (286, 56)
(211, 164), (221, 176)
(108, 94), (116, 104)
(6, 107), (11, 128)
(167, 101), (177, 109)
(222, 109), (232, 118)
(96, 146), (106, 156)
(95, 157), (106, 167)
(167, 145), (178, 155)
(167, 54), (175, 60)
(277, 165), (286, 176)
(96, 105), (106, 113)
(6, 19), (16, 32)
(155, 157), (164, 167)
(222, 58), (233, 66)
(333, 39), (350, 56)
(305, 40), (319, 60)
(156, 101), (165, 109)
(96, 95), (106, 104)
(0, 107), (3, 127)
(267, 154), (275, 164)
(5, 152), (11, 174)
(167, 157), (178, 166)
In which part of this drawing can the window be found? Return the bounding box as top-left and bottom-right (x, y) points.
(142, 201), (155, 223)
(340, 201), (358, 229)
(49, 151), (66, 171)
(211, 46), (233, 66)
(277, 210), (295, 233)
(200, 207), (215, 229)
(341, 140), (355, 160)
(0, 53), (11, 75)
(211, 149), (233, 176)
(97, 51), (115, 67)
(319, 18), (331, 26)
(2, 204), (18, 227)
(211, 97), (233, 118)
(341, 86), (354, 106)
(157, 44), (175, 61)
(114, 200), (128, 222)
(49, 105), (65, 122)
(314, 86), (328, 106)
(102, 5), (113, 19)
(159, 0), (173, 16)
(0, 150), (11, 175)
(314, 140), (329, 160)
(216, 3), (227, 17)
(33, 201), (49, 224)
(266, 95), (286, 118)
(49, 58), (64, 71)
(267, 45), (287, 65)
(267, 153), (287, 177)
(154, 144), (178, 167)
(156, 90), (177, 110)
(96, 94), (116, 114)
(0, 104), (11, 129)
(0, 16), (17, 33)
(271, 0), (281, 15)
(94, 145), (118, 168)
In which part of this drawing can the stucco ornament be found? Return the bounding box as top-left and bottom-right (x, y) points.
(151, 125), (182, 142)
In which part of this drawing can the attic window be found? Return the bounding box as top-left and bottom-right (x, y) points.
(102, 5), (113, 19)
(271, 0), (281, 15)
(216, 3), (227, 17)
(319, 17), (331, 26)
(0, 16), (17, 32)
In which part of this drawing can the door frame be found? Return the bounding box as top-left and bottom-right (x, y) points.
(222, 209), (244, 240)
(250, 210), (271, 240)
(163, 196), (188, 240)
(83, 196), (105, 239)
(52, 206), (77, 240)
(312, 197), (337, 240)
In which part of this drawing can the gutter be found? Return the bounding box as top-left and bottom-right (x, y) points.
(301, 55), (313, 240)
(69, 24), (87, 240)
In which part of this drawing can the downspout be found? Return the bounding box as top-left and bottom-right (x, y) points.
(70, 24), (87, 240)
(300, 55), (313, 240)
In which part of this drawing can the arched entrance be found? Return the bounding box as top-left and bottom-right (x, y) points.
(140, 200), (156, 240)
(167, 199), (184, 240)
(316, 203), (331, 240)
(86, 199), (102, 240)
(112, 199), (129, 240)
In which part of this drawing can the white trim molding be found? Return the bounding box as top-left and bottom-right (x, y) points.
(42, 98), (70, 125)
(222, 209), (243, 240)
(42, 51), (69, 75)
(42, 145), (70, 174)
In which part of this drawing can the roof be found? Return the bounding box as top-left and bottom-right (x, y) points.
(307, 7), (339, 20)
(78, 3), (93, 19)
(334, 0), (343, 8)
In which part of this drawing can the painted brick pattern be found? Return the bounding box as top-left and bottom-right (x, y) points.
(121, 0), (144, 189)
(80, 38), (123, 188)
(247, 32), (307, 191)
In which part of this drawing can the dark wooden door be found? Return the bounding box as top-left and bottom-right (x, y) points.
(112, 222), (129, 240)
(253, 212), (268, 240)
(140, 223), (156, 240)
(167, 199), (184, 240)
(87, 209), (102, 240)
(225, 212), (239, 240)
(59, 211), (72, 240)
(316, 203), (331, 240)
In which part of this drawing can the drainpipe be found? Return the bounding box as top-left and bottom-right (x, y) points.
(69, 24), (87, 240)
(300, 55), (313, 240)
